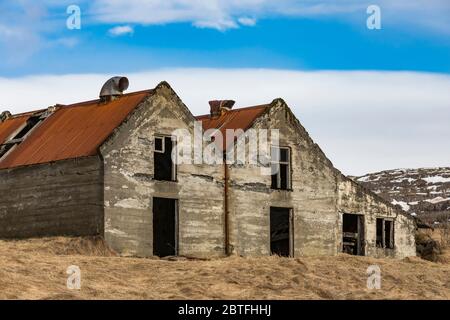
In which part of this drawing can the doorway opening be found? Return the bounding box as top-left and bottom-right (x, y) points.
(270, 207), (293, 257)
(153, 197), (178, 257)
(342, 213), (365, 256)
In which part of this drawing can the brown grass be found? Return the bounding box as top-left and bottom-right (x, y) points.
(0, 237), (449, 300)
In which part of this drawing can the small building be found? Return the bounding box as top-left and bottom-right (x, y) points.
(0, 78), (416, 258)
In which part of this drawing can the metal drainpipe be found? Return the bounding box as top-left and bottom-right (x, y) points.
(224, 156), (231, 256)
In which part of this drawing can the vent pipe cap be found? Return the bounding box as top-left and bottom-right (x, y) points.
(99, 76), (129, 101)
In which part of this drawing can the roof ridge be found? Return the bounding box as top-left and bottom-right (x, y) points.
(61, 89), (154, 109)
(195, 103), (270, 119)
(3, 89), (154, 118)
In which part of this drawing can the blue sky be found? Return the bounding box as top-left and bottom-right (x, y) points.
(0, 1), (449, 76)
(1, 1), (449, 175)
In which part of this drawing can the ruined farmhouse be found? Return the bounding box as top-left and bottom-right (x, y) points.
(0, 78), (416, 259)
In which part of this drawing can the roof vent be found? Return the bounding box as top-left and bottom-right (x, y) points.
(0, 111), (11, 122)
(209, 100), (235, 118)
(99, 76), (129, 101)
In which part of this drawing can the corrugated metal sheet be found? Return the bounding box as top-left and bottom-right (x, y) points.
(0, 90), (152, 169)
(196, 104), (269, 150)
(0, 113), (33, 145)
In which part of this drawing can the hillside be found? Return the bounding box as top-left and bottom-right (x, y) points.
(0, 237), (448, 300)
(353, 168), (450, 225)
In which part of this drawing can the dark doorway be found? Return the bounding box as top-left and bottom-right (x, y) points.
(153, 197), (177, 257)
(270, 207), (293, 257)
(342, 213), (365, 256)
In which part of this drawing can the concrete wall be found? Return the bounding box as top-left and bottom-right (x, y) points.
(338, 177), (416, 258)
(227, 100), (339, 257)
(0, 156), (104, 238)
(100, 83), (225, 258)
(227, 99), (415, 258)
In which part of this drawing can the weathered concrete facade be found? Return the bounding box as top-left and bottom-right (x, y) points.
(227, 100), (339, 257)
(0, 156), (103, 238)
(0, 81), (416, 259)
(227, 99), (415, 258)
(100, 84), (225, 257)
(338, 177), (416, 259)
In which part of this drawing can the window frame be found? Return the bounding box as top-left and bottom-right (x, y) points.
(270, 146), (292, 190)
(376, 218), (395, 249)
(154, 136), (165, 153)
(153, 134), (177, 182)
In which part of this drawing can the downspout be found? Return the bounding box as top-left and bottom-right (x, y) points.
(223, 155), (231, 256)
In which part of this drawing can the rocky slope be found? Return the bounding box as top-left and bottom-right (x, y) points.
(353, 168), (450, 225)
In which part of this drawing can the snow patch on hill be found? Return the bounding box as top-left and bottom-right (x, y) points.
(354, 167), (450, 224)
(392, 199), (410, 211)
(422, 176), (450, 184)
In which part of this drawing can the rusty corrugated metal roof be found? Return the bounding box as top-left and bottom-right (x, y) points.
(0, 114), (30, 145)
(0, 90), (152, 169)
(195, 104), (270, 150)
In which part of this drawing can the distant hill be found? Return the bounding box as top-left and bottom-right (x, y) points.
(352, 168), (450, 225)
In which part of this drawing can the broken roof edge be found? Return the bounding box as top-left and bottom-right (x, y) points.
(3, 108), (48, 120)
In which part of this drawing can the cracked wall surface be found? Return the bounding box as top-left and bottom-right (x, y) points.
(226, 100), (415, 258)
(100, 85), (225, 257)
(0, 156), (103, 238)
(227, 100), (339, 257)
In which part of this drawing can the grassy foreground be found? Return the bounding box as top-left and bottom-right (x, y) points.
(0, 237), (448, 300)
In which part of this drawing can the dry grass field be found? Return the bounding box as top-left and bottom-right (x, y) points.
(0, 236), (448, 300)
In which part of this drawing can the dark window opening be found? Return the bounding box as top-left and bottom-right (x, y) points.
(270, 207), (293, 257)
(153, 197), (178, 257)
(376, 218), (383, 247)
(14, 116), (41, 139)
(154, 136), (164, 153)
(0, 115), (43, 161)
(377, 218), (394, 249)
(342, 213), (365, 256)
(271, 147), (291, 190)
(385, 220), (394, 249)
(154, 136), (176, 181)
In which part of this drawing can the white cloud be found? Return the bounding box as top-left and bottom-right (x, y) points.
(88, 0), (450, 32)
(108, 25), (134, 37)
(53, 37), (80, 48)
(1, 68), (449, 175)
(238, 17), (257, 27)
(193, 19), (238, 31)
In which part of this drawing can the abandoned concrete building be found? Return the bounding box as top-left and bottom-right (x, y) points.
(0, 77), (416, 259)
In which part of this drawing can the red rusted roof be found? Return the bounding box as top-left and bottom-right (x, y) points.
(195, 104), (270, 150)
(0, 114), (30, 145)
(0, 90), (152, 169)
